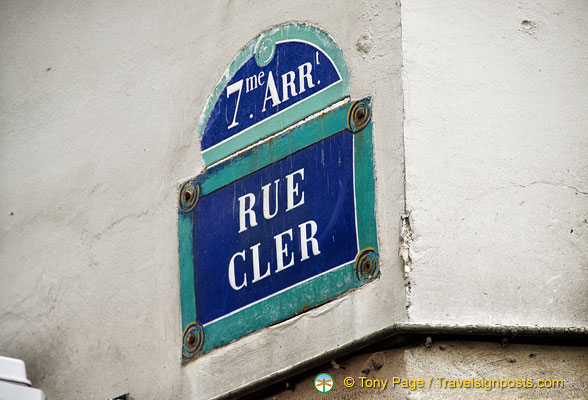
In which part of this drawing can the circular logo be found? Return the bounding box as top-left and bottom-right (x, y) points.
(254, 37), (275, 67)
(314, 373), (334, 393)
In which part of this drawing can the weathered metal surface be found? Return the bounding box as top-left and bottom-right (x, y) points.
(178, 98), (378, 360)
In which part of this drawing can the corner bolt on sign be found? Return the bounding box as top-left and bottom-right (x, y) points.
(177, 23), (379, 361)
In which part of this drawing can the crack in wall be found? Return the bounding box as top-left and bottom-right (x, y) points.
(398, 0), (413, 321)
(399, 212), (413, 319)
(509, 180), (588, 196)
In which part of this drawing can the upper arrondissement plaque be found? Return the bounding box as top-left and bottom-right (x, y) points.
(178, 24), (379, 362)
(197, 23), (350, 166)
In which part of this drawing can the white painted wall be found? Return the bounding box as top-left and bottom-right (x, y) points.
(402, 0), (588, 326)
(1, 0), (586, 399)
(0, 1), (405, 399)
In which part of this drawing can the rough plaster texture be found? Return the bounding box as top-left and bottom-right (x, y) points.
(0, 0), (405, 399)
(2, 0), (587, 398)
(264, 341), (588, 399)
(402, 0), (588, 326)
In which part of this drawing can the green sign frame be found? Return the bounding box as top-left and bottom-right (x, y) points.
(179, 98), (378, 361)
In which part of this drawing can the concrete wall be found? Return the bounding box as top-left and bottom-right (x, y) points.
(402, 0), (588, 326)
(1, 0), (586, 399)
(0, 1), (405, 399)
(263, 341), (588, 399)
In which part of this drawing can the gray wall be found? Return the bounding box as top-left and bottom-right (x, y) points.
(403, 0), (588, 326)
(1, 0), (586, 399)
(1, 1), (405, 399)
(264, 341), (588, 399)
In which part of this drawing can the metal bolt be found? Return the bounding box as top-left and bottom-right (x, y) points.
(182, 321), (204, 361)
(355, 107), (365, 123)
(354, 247), (379, 282)
(186, 332), (196, 346)
(184, 189), (193, 203)
(179, 182), (200, 213)
(347, 99), (372, 133)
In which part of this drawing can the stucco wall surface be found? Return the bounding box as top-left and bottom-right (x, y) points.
(0, 1), (405, 399)
(265, 341), (588, 399)
(402, 0), (588, 326)
(2, 0), (587, 399)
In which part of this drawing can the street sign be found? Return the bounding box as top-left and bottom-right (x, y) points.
(178, 24), (378, 361)
(197, 23), (350, 166)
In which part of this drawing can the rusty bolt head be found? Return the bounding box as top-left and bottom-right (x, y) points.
(186, 332), (196, 346)
(182, 322), (204, 361)
(348, 99), (372, 133)
(184, 188), (193, 202)
(179, 182), (200, 213)
(355, 108), (365, 123)
(354, 248), (379, 283)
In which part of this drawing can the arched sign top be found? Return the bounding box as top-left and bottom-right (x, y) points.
(178, 24), (376, 362)
(197, 23), (350, 166)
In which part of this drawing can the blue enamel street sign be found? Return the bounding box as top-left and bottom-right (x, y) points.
(201, 41), (342, 155)
(195, 131), (357, 326)
(178, 24), (378, 361)
(197, 23), (350, 166)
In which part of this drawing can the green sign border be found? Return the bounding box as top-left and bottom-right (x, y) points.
(179, 99), (378, 361)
